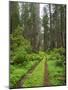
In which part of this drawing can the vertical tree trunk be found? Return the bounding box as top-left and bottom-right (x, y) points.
(49, 4), (52, 49)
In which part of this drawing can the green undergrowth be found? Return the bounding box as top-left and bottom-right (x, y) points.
(10, 52), (44, 88)
(10, 47), (66, 88)
(47, 48), (65, 86)
(48, 61), (65, 85)
(10, 61), (35, 88)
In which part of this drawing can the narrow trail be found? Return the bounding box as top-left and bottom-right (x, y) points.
(44, 59), (50, 86)
(17, 61), (41, 88)
(17, 57), (50, 88)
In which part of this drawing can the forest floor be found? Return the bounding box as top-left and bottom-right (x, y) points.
(10, 48), (65, 88)
(15, 56), (65, 88)
(17, 57), (50, 88)
(17, 60), (41, 88)
(44, 60), (50, 86)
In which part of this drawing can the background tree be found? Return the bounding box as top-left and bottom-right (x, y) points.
(10, 1), (20, 34)
(42, 6), (49, 51)
(21, 3), (40, 52)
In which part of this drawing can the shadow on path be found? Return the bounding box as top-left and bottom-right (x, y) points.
(44, 59), (50, 86)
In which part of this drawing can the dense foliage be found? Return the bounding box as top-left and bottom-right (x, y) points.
(47, 48), (65, 85)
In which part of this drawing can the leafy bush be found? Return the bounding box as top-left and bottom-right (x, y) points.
(10, 26), (32, 64)
(13, 49), (43, 65)
(47, 48), (65, 67)
(52, 47), (65, 55)
(55, 55), (65, 67)
(10, 65), (15, 73)
(13, 47), (28, 64)
(39, 51), (46, 58)
(28, 53), (43, 62)
(10, 26), (23, 50)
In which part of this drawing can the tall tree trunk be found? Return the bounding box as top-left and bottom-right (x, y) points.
(49, 4), (52, 49)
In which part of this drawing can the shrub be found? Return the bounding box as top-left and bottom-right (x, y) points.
(13, 47), (28, 64)
(53, 54), (65, 67)
(28, 53), (43, 62)
(55, 55), (65, 67)
(55, 60), (63, 67)
(10, 26), (32, 64)
(39, 51), (46, 59)
(47, 48), (65, 67)
(53, 47), (65, 55)
(10, 65), (15, 73)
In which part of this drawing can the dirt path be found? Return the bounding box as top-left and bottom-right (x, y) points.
(44, 59), (50, 86)
(16, 58), (50, 88)
(16, 61), (41, 88)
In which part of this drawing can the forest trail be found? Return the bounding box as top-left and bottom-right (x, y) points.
(44, 59), (50, 86)
(17, 57), (50, 88)
(17, 61), (41, 88)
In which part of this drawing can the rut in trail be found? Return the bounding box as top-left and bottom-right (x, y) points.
(44, 59), (50, 86)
